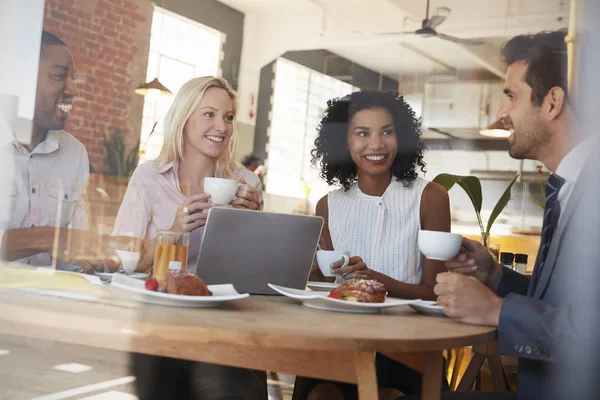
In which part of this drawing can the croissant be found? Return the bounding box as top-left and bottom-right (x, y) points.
(165, 272), (212, 296)
(328, 279), (386, 303)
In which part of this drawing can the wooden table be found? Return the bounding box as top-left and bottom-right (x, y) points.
(0, 291), (496, 400)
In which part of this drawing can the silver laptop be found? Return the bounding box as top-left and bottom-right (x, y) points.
(195, 207), (324, 294)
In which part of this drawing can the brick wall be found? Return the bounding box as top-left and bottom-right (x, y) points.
(42, 0), (153, 173)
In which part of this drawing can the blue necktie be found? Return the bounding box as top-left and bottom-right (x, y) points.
(532, 173), (566, 278)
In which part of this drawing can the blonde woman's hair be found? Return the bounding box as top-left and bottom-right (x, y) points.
(156, 76), (241, 178)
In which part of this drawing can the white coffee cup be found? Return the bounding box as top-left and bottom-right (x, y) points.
(316, 250), (350, 277)
(418, 230), (462, 261)
(116, 250), (141, 275)
(204, 177), (239, 205)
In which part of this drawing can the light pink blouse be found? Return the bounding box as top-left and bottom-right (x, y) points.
(111, 160), (264, 272)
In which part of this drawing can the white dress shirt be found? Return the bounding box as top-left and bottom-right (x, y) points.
(555, 136), (598, 212)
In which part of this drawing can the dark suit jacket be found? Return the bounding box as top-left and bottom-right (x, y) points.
(494, 145), (600, 400)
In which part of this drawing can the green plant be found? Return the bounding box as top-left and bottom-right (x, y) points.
(433, 173), (520, 248)
(104, 128), (140, 177)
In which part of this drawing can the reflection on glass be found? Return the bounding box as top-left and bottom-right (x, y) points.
(267, 58), (358, 200)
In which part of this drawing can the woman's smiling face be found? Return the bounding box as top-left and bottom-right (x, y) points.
(347, 107), (398, 178)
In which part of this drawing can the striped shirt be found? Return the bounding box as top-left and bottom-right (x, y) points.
(328, 177), (429, 284)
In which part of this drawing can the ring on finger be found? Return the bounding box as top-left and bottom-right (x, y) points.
(183, 206), (189, 215)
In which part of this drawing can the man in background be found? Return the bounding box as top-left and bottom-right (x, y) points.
(241, 153), (266, 185)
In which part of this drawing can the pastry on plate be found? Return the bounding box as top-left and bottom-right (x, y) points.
(146, 273), (212, 296)
(328, 279), (386, 303)
(166, 273), (212, 296)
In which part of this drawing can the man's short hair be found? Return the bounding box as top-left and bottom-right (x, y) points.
(501, 29), (568, 106)
(40, 31), (66, 58)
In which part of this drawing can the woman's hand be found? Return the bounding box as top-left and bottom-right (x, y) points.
(231, 178), (260, 210)
(171, 194), (212, 232)
(331, 256), (372, 281)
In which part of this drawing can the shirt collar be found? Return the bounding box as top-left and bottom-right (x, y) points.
(13, 130), (61, 155)
(158, 159), (218, 177)
(157, 159), (177, 174)
(555, 136), (597, 183)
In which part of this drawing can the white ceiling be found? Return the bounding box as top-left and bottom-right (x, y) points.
(220, 0), (570, 80)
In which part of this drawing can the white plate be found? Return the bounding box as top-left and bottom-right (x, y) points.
(409, 300), (446, 317)
(96, 272), (149, 282)
(306, 281), (339, 292)
(268, 283), (420, 314)
(111, 274), (249, 308)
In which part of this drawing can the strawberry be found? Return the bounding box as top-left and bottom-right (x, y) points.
(145, 278), (159, 291)
(328, 290), (340, 299)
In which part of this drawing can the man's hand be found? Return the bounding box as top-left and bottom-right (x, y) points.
(445, 237), (501, 288)
(435, 272), (503, 326)
(0, 227), (135, 274)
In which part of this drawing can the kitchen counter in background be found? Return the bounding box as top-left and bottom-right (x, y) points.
(452, 223), (540, 274)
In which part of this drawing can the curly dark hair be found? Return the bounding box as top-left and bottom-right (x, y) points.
(311, 90), (426, 191)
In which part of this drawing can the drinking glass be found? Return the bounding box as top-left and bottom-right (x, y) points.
(488, 243), (501, 263)
(153, 231), (190, 282)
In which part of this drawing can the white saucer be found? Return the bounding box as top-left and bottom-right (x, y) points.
(111, 274), (249, 308)
(268, 283), (419, 314)
(409, 300), (446, 317)
(96, 272), (149, 283)
(306, 281), (339, 292)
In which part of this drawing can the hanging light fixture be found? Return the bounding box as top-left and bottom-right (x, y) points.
(480, 120), (511, 138)
(134, 78), (173, 97)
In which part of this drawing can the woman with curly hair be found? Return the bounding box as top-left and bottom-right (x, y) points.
(297, 90), (450, 400)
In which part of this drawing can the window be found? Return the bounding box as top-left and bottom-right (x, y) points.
(139, 7), (224, 163)
(266, 58), (357, 203)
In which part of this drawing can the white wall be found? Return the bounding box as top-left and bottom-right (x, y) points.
(234, 0), (405, 126)
(0, 0), (45, 144)
(0, 0), (45, 232)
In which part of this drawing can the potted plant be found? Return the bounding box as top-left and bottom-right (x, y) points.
(432, 173), (520, 248)
(104, 128), (140, 178)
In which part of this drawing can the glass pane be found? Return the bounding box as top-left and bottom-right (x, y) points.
(139, 7), (223, 165)
(267, 58), (354, 200)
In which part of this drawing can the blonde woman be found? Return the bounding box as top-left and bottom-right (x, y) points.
(113, 76), (263, 273)
(114, 77), (266, 400)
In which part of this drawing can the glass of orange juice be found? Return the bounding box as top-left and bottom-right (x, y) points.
(153, 231), (190, 283)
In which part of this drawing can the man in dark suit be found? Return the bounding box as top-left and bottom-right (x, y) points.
(400, 29), (599, 400)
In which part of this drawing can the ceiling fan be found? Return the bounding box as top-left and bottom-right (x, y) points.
(357, 0), (484, 46)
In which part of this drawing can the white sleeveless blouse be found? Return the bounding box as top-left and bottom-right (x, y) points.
(328, 177), (429, 284)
